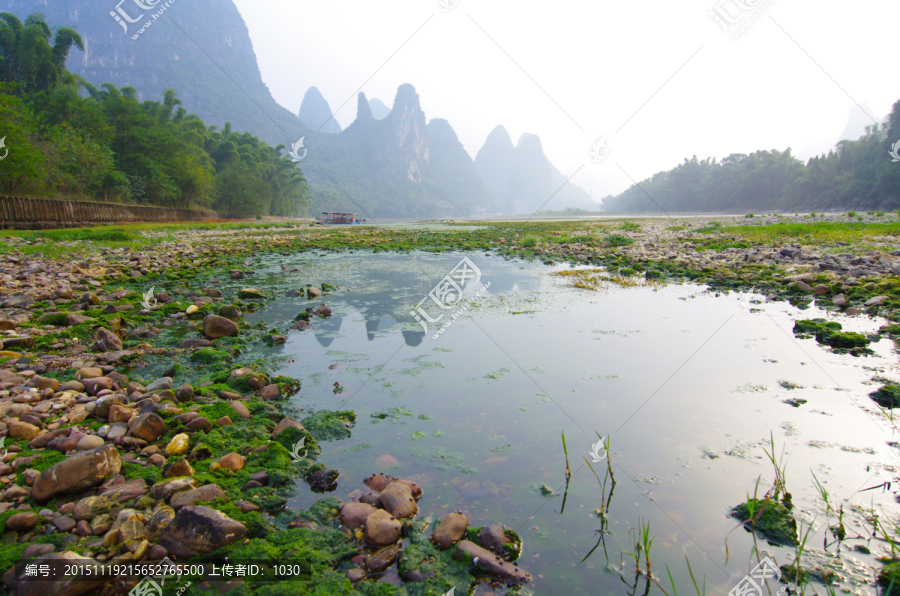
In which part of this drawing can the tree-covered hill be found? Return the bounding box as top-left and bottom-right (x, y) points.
(0, 12), (308, 217)
(5, 0), (307, 149)
(603, 102), (900, 213)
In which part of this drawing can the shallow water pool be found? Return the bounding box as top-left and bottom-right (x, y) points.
(239, 251), (900, 595)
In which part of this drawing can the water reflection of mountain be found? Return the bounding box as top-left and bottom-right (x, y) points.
(259, 253), (543, 348)
(330, 254), (542, 347)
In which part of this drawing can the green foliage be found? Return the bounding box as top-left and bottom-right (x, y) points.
(604, 103), (900, 211)
(604, 234), (633, 247)
(0, 12), (84, 94)
(0, 13), (309, 216)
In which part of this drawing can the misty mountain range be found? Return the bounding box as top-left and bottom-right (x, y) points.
(6, 0), (595, 217)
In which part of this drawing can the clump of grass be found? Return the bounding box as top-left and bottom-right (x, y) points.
(695, 221), (723, 233)
(624, 518), (655, 577)
(848, 211), (857, 217)
(618, 221), (641, 231)
(604, 234), (633, 247)
(745, 213), (755, 218)
(728, 434), (799, 552)
(522, 237), (537, 248)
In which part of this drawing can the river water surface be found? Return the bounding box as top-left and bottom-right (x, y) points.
(236, 250), (900, 595)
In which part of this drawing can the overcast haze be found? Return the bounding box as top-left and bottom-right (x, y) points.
(233, 0), (898, 203)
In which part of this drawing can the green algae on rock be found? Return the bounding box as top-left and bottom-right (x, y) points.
(870, 384), (900, 408)
(731, 498), (799, 546)
(792, 318), (872, 353)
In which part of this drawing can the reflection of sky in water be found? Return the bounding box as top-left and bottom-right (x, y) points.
(239, 252), (900, 595)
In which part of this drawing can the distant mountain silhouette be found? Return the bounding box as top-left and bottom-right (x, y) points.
(475, 126), (596, 214)
(8, 0), (590, 217)
(299, 87), (341, 134)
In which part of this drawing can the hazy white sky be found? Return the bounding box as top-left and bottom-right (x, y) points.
(233, 0), (898, 201)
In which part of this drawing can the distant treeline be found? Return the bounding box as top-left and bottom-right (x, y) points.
(603, 101), (900, 213)
(0, 12), (309, 217)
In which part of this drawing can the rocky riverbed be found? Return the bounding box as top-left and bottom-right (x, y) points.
(1, 213), (900, 595)
(0, 224), (544, 596)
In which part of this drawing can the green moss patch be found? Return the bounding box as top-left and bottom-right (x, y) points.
(301, 410), (356, 442)
(731, 498), (798, 546)
(190, 348), (234, 365)
(870, 384), (900, 408)
(793, 318), (872, 352)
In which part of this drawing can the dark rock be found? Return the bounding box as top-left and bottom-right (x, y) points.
(379, 482), (417, 519)
(157, 506), (247, 558)
(364, 509), (402, 546)
(456, 540), (531, 585)
(145, 377), (173, 392)
(148, 477), (199, 502)
(31, 445), (121, 503)
(93, 328), (123, 352)
(128, 412), (166, 442)
(98, 478), (148, 503)
(478, 523), (512, 557)
(174, 385), (194, 402)
(432, 512), (468, 550)
(203, 315), (239, 338)
(365, 544), (402, 573)
(258, 384), (281, 400)
(6, 511), (41, 532)
(170, 484), (227, 509)
(340, 502), (377, 529)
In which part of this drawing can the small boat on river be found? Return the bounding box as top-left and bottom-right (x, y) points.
(316, 212), (366, 225)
